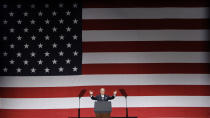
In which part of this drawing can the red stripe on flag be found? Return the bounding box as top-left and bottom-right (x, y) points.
(83, 0), (209, 8)
(1, 85), (210, 98)
(0, 107), (209, 118)
(82, 63), (210, 74)
(83, 41), (209, 52)
(83, 19), (208, 30)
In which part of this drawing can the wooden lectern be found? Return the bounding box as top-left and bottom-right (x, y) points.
(94, 101), (112, 118)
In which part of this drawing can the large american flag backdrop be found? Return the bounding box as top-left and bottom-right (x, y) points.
(0, 0), (209, 118)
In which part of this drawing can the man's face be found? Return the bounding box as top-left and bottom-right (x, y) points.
(100, 88), (105, 95)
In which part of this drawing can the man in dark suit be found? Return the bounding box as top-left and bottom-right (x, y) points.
(90, 88), (117, 101)
(89, 88), (117, 118)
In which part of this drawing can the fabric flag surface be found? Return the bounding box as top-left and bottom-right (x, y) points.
(0, 0), (210, 118)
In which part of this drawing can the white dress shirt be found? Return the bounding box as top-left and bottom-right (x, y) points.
(101, 94), (105, 100)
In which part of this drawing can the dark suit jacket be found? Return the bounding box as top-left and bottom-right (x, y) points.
(91, 94), (115, 101)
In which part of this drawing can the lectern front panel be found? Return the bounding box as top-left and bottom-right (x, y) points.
(94, 101), (112, 113)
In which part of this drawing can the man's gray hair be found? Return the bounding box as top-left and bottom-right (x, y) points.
(100, 88), (105, 91)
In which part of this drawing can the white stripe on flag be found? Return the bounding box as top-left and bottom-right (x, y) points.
(83, 52), (209, 64)
(82, 30), (208, 42)
(0, 74), (209, 87)
(1, 96), (210, 109)
(83, 8), (208, 19)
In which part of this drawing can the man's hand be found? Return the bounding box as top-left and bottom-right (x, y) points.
(113, 90), (117, 95)
(89, 90), (93, 95)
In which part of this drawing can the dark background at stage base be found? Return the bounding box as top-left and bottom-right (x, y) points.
(68, 117), (138, 118)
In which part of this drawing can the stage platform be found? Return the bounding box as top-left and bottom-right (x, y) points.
(69, 117), (137, 118)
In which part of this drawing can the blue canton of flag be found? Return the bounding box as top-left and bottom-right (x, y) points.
(0, 0), (82, 75)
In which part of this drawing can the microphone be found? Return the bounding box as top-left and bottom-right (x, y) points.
(119, 89), (128, 97)
(78, 89), (87, 98)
